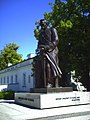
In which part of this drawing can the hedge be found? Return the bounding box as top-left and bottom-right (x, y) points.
(0, 90), (14, 100)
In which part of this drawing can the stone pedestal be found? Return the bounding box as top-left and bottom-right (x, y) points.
(15, 91), (90, 109)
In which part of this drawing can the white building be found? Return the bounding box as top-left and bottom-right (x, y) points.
(0, 58), (35, 92)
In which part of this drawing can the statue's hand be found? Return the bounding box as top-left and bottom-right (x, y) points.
(39, 45), (49, 52)
(39, 45), (45, 53)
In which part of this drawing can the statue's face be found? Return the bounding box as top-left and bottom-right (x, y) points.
(40, 21), (47, 29)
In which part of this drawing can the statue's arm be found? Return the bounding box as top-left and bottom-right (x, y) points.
(52, 28), (59, 48)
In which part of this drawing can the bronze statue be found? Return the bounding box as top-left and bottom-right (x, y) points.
(35, 19), (62, 88)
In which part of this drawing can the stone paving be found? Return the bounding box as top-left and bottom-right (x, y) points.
(0, 100), (90, 120)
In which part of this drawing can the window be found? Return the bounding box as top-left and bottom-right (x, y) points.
(15, 74), (18, 83)
(11, 75), (13, 83)
(7, 76), (9, 84)
(28, 75), (31, 83)
(23, 73), (26, 86)
(4, 77), (6, 84)
(0, 78), (2, 84)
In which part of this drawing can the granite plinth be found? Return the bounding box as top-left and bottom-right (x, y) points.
(30, 87), (73, 93)
(15, 92), (90, 109)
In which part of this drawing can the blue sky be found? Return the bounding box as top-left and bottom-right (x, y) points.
(0, 0), (54, 60)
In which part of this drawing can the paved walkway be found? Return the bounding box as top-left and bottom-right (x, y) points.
(0, 100), (90, 120)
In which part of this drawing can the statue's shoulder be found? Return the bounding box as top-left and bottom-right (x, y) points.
(50, 27), (57, 32)
(50, 27), (57, 35)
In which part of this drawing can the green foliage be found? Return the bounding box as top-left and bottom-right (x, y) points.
(34, 0), (90, 90)
(0, 43), (22, 70)
(0, 92), (4, 99)
(34, 20), (42, 40)
(34, 28), (40, 40)
(0, 90), (14, 100)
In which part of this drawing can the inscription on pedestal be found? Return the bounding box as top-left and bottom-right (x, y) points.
(18, 97), (34, 102)
(56, 96), (80, 101)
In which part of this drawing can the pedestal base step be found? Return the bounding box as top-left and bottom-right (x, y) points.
(30, 87), (73, 93)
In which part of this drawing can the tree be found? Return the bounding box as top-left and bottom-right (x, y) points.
(0, 43), (22, 69)
(34, 0), (90, 90)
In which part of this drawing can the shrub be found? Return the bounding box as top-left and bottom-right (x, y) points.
(0, 92), (4, 99)
(0, 90), (14, 100)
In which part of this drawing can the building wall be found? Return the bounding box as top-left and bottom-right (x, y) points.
(0, 59), (34, 92)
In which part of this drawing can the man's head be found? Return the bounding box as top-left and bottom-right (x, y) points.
(40, 19), (49, 29)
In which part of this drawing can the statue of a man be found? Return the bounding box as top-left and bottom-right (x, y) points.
(36, 19), (62, 88)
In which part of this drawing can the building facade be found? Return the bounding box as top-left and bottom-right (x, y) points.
(0, 58), (34, 92)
